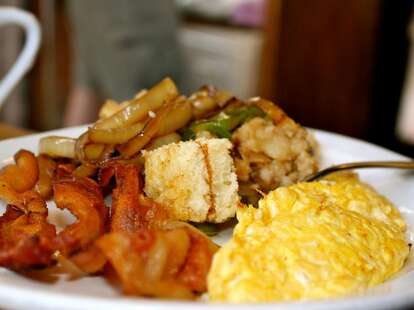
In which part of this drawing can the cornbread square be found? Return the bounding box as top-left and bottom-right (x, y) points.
(143, 138), (239, 223)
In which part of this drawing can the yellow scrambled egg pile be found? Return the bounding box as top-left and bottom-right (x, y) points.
(208, 173), (409, 302)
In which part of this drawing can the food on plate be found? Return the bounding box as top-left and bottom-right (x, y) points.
(52, 177), (108, 256)
(96, 163), (218, 298)
(0, 151), (56, 269)
(0, 203), (56, 270)
(1, 78), (407, 303)
(35, 155), (57, 199)
(143, 138), (239, 223)
(0, 150), (218, 299)
(94, 77), (178, 130)
(181, 96), (319, 204)
(0, 150), (39, 193)
(232, 98), (319, 192)
(104, 162), (168, 232)
(208, 172), (409, 302)
(38, 77), (319, 208)
(39, 136), (77, 159)
(0, 152), (108, 271)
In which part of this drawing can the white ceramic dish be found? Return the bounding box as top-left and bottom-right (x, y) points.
(0, 126), (412, 310)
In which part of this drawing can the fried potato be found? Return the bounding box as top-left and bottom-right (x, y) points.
(0, 150), (38, 193)
(35, 155), (57, 200)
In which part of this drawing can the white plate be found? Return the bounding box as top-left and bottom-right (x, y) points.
(0, 126), (413, 310)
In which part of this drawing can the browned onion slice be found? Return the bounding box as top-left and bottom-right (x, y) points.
(94, 78), (178, 130)
(88, 121), (146, 144)
(39, 136), (76, 159)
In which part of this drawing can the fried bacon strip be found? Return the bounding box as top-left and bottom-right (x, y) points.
(53, 177), (108, 256)
(0, 198), (56, 269)
(97, 230), (195, 299)
(175, 225), (218, 292)
(110, 163), (167, 232)
(110, 163), (144, 232)
(99, 162), (167, 232)
(68, 245), (107, 274)
(0, 149), (218, 300)
(0, 150), (58, 269)
(96, 226), (218, 298)
(96, 163), (218, 298)
(0, 153), (109, 274)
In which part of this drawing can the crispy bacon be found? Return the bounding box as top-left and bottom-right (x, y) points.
(0, 201), (56, 269)
(53, 177), (108, 255)
(0, 150), (218, 299)
(110, 163), (167, 232)
(0, 150), (57, 269)
(69, 245), (107, 274)
(176, 227), (217, 292)
(98, 164), (115, 188)
(110, 164), (142, 232)
(95, 163), (218, 298)
(0, 235), (55, 270)
(96, 231), (195, 299)
(96, 225), (218, 298)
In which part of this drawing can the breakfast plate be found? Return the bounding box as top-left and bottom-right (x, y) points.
(0, 126), (413, 310)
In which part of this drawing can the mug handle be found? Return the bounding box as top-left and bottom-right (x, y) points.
(0, 7), (41, 108)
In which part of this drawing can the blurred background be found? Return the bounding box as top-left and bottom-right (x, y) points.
(0, 0), (413, 157)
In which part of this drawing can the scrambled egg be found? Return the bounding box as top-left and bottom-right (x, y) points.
(208, 173), (409, 302)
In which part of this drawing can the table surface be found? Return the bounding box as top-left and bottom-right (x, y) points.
(0, 123), (33, 140)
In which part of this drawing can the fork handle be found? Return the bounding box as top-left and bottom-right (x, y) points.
(305, 161), (414, 182)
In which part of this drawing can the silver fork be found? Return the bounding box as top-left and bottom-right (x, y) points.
(305, 161), (414, 182)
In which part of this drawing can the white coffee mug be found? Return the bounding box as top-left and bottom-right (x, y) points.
(0, 7), (41, 108)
